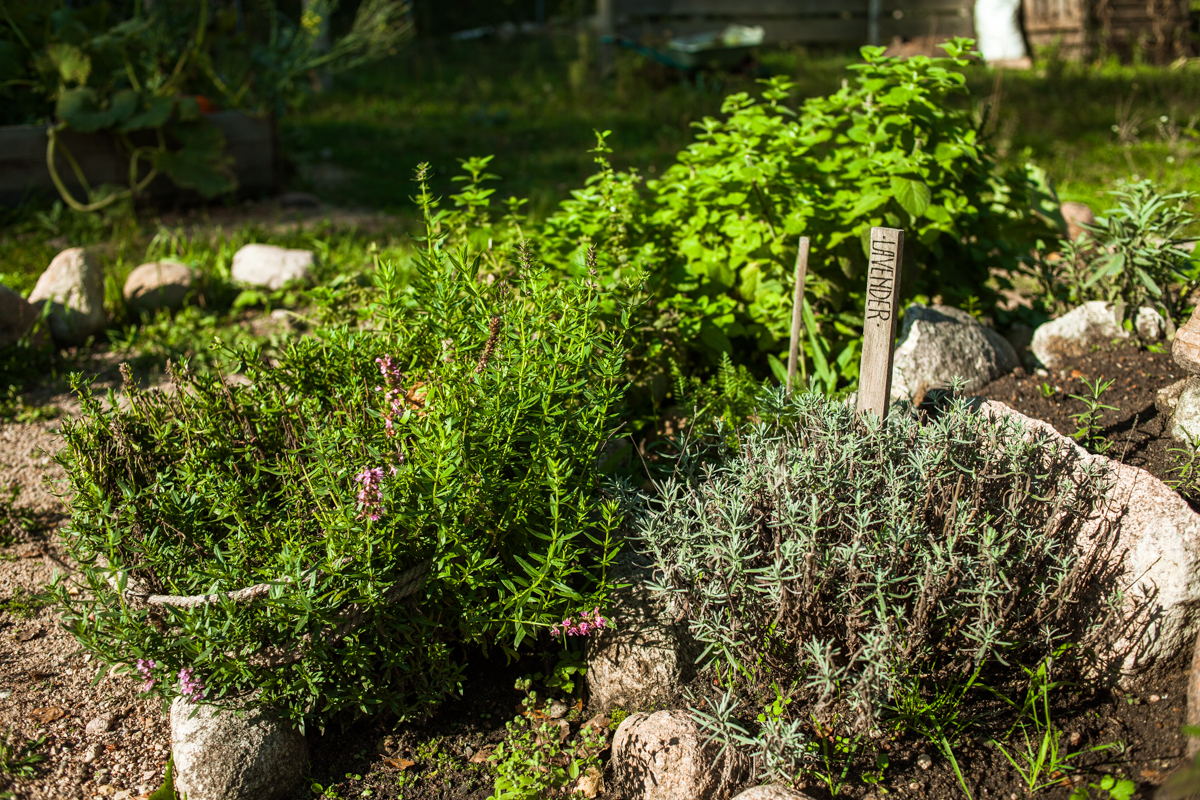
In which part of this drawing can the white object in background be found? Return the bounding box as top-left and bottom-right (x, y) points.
(974, 0), (1029, 63)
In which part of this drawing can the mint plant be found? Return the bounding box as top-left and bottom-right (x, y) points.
(637, 389), (1125, 785)
(50, 166), (629, 731)
(527, 38), (1057, 394)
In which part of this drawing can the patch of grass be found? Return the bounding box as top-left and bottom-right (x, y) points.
(0, 730), (47, 783)
(0, 588), (53, 620)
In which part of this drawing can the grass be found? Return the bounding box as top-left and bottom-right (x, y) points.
(280, 35), (1200, 217)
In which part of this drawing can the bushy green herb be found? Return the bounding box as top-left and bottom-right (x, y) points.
(1034, 180), (1199, 326)
(50, 167), (629, 731)
(635, 390), (1121, 785)
(526, 38), (1057, 395)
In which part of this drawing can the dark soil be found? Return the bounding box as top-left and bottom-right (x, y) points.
(974, 341), (1196, 511)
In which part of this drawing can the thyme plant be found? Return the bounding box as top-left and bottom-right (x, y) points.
(50, 168), (629, 731)
(634, 391), (1125, 785)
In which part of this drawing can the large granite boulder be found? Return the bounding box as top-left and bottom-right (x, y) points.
(609, 710), (749, 800)
(27, 247), (107, 345)
(231, 244), (315, 291)
(982, 401), (1200, 674)
(585, 550), (699, 713)
(170, 697), (309, 800)
(889, 304), (1018, 401)
(123, 261), (196, 314)
(732, 787), (817, 800)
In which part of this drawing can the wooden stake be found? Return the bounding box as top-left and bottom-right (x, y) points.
(786, 236), (811, 395)
(856, 227), (905, 420)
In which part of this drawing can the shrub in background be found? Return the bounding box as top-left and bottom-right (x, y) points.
(633, 390), (1127, 785)
(50, 169), (628, 731)
(530, 38), (1060, 397)
(1033, 179), (1199, 329)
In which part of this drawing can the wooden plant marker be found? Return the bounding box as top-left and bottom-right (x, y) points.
(786, 236), (811, 394)
(856, 227), (905, 420)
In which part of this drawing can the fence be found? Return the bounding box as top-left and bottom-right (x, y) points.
(1022, 0), (1192, 62)
(599, 0), (976, 47)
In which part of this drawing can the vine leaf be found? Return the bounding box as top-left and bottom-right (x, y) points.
(890, 176), (932, 218)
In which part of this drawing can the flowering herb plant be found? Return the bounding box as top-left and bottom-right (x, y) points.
(49, 165), (629, 731)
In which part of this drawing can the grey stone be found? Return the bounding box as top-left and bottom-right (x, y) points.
(27, 247), (107, 345)
(170, 697), (309, 800)
(1031, 301), (1128, 368)
(982, 401), (1200, 674)
(123, 261), (196, 314)
(1170, 380), (1200, 448)
(0, 284), (45, 349)
(1135, 307), (1166, 341)
(1158, 378), (1195, 417)
(1175, 304), (1200, 375)
(230, 244), (315, 291)
(585, 550), (699, 712)
(889, 304), (1019, 401)
(610, 710), (749, 800)
(85, 714), (116, 737)
(731, 787), (817, 800)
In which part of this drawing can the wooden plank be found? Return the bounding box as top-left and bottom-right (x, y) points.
(880, 15), (975, 38)
(618, 17), (871, 43)
(786, 236), (810, 394)
(856, 227), (905, 421)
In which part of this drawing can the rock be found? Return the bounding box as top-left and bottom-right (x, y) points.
(982, 401), (1200, 673)
(279, 192), (320, 209)
(585, 550), (699, 712)
(889, 304), (1019, 401)
(1170, 380), (1200, 448)
(26, 248), (107, 345)
(1158, 378), (1194, 417)
(575, 765), (604, 798)
(82, 743), (103, 763)
(123, 261), (196, 314)
(86, 714), (116, 737)
(1061, 201), (1096, 242)
(171, 697), (309, 800)
(1030, 301), (1148, 368)
(917, 753), (933, 770)
(0, 284), (46, 349)
(1135, 307), (1166, 341)
(731, 787), (816, 800)
(230, 244), (315, 291)
(1175, 305), (1200, 375)
(610, 710), (749, 800)
(547, 700), (568, 719)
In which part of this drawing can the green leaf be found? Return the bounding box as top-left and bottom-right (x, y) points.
(122, 96), (174, 132)
(154, 122), (235, 197)
(890, 176), (932, 218)
(148, 755), (176, 800)
(47, 43), (91, 86)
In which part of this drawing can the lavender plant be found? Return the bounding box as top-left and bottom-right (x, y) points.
(49, 166), (629, 732)
(634, 390), (1127, 786)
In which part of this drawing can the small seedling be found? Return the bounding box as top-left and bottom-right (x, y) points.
(0, 730), (47, 780)
(1038, 382), (1057, 399)
(1068, 773), (1135, 800)
(1069, 377), (1117, 454)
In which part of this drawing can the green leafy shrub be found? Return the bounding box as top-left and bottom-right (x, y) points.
(50, 172), (628, 731)
(1033, 180), (1199, 327)
(633, 390), (1125, 784)
(527, 38), (1058, 395)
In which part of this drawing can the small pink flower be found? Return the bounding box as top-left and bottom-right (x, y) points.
(355, 467), (386, 521)
(178, 667), (205, 703)
(135, 658), (156, 693)
(551, 607), (608, 638)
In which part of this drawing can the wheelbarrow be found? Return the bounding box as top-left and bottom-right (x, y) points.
(601, 23), (765, 72)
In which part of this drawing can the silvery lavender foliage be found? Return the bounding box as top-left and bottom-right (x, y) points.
(636, 389), (1120, 781)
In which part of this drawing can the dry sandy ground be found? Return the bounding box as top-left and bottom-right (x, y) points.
(0, 419), (171, 800)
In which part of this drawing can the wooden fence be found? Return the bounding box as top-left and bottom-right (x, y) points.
(599, 0), (976, 47)
(1023, 0), (1191, 62)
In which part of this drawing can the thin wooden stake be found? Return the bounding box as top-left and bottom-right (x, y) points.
(786, 236), (811, 395)
(856, 227), (905, 420)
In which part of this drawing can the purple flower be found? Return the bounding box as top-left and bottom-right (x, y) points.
(355, 467), (386, 521)
(135, 658), (156, 693)
(178, 667), (205, 703)
(551, 607), (608, 638)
